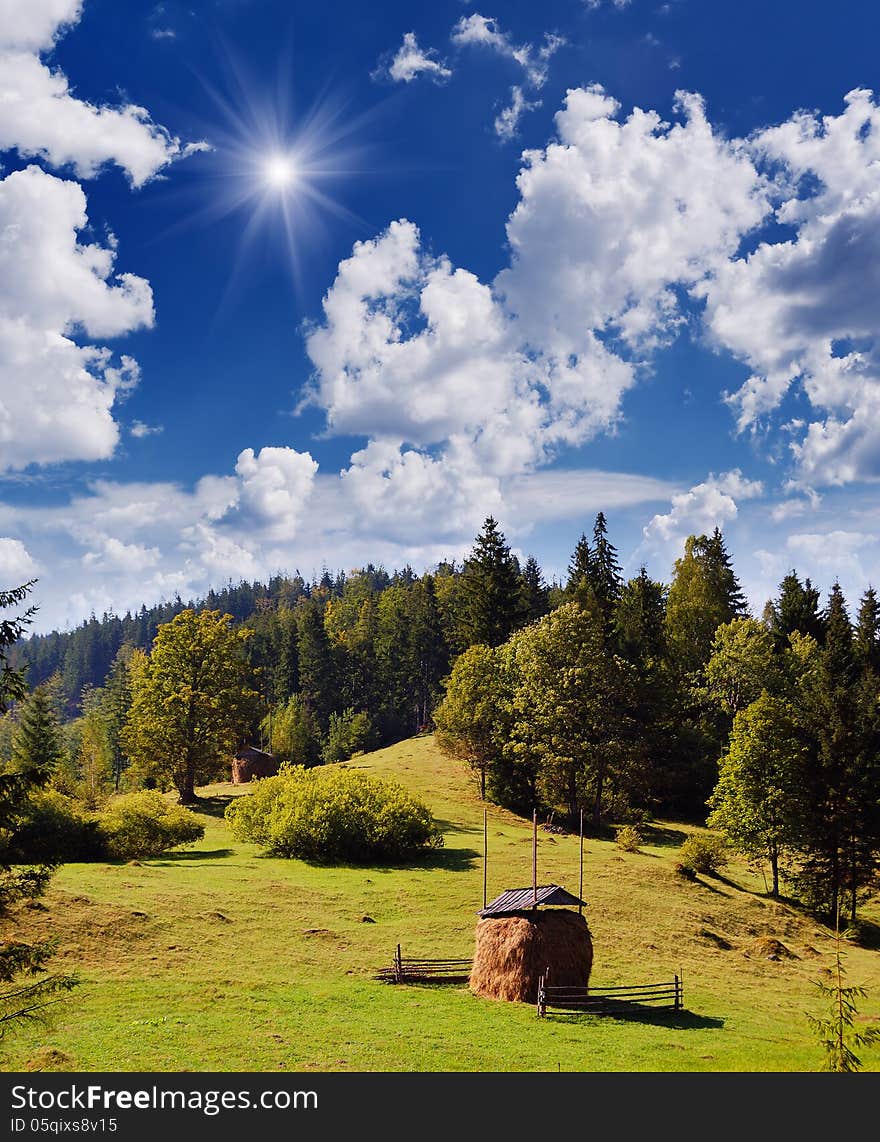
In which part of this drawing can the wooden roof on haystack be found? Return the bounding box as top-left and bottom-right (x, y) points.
(478, 884), (587, 917)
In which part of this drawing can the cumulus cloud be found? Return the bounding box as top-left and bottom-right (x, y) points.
(0, 166), (154, 470)
(230, 446), (319, 539)
(0, 0), (207, 187)
(375, 32), (452, 84)
(451, 14), (564, 90)
(0, 537), (39, 583)
(642, 470), (764, 548)
(698, 89), (880, 486)
(494, 87), (540, 141)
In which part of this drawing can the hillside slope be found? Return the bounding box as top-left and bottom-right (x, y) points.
(2, 735), (878, 1072)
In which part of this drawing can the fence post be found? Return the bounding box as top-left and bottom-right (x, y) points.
(674, 973), (680, 1011)
(394, 943), (402, 983)
(537, 973), (546, 1018)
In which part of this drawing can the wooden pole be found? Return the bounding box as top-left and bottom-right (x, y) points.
(532, 808), (538, 908)
(579, 808), (584, 915)
(483, 807), (488, 910)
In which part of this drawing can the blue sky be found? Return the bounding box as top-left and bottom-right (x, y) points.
(2, 0), (880, 631)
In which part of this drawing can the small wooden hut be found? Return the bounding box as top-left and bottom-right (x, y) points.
(231, 745), (278, 784)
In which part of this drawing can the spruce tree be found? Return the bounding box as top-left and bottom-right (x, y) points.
(460, 517), (523, 648)
(10, 685), (63, 776)
(854, 587), (880, 675)
(590, 512), (624, 618)
(565, 533), (592, 597)
(295, 600), (338, 729)
(614, 568), (666, 665)
(520, 556), (549, 624)
(768, 570), (826, 648)
(705, 527), (748, 618)
(665, 532), (747, 676)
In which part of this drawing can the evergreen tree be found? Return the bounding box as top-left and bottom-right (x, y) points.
(459, 517), (523, 648)
(767, 570), (826, 648)
(854, 586), (880, 676)
(295, 600), (337, 729)
(100, 645), (134, 791)
(589, 512), (624, 620)
(796, 583), (880, 922)
(519, 556), (549, 624)
(0, 582), (77, 1033)
(665, 531), (747, 676)
(10, 685), (63, 776)
(614, 568), (666, 666)
(565, 533), (592, 602)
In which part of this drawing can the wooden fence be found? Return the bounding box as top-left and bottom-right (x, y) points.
(537, 973), (684, 1016)
(374, 944), (472, 984)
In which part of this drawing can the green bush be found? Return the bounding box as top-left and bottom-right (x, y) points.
(10, 790), (103, 863)
(676, 833), (729, 876)
(615, 824), (643, 853)
(99, 791), (205, 860)
(225, 765), (444, 863)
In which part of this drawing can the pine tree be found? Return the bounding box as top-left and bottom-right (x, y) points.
(520, 556), (549, 624)
(565, 533), (592, 598)
(295, 600), (337, 729)
(854, 586), (880, 675)
(767, 570), (826, 648)
(614, 568), (666, 665)
(10, 685), (63, 776)
(459, 517), (523, 648)
(590, 512), (624, 618)
(665, 532), (747, 676)
(705, 527), (748, 618)
(0, 582), (77, 1033)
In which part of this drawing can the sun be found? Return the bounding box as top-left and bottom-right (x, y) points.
(263, 153), (298, 190)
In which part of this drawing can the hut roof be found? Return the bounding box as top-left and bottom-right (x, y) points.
(234, 745), (275, 761)
(478, 884), (587, 917)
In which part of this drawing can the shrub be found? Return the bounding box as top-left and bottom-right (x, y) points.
(615, 824), (643, 853)
(225, 765), (444, 863)
(99, 791), (204, 860)
(9, 790), (103, 863)
(676, 833), (729, 876)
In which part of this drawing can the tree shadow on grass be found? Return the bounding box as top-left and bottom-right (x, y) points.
(187, 794), (236, 819)
(149, 848), (235, 865)
(545, 1007), (725, 1030)
(638, 823), (692, 848)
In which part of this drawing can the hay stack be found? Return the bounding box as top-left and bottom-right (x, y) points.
(470, 910), (593, 1003)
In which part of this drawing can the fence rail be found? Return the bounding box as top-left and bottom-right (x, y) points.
(537, 973), (684, 1016)
(375, 944), (472, 983)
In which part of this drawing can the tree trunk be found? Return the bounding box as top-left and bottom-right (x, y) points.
(592, 771), (604, 833)
(480, 765), (486, 801)
(177, 758), (197, 805)
(770, 848), (779, 899)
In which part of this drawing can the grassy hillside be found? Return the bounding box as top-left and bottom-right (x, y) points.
(2, 735), (879, 1072)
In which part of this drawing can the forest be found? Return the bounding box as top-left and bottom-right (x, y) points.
(3, 513), (880, 926)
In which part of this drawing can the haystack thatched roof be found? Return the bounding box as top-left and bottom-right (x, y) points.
(478, 884), (587, 917)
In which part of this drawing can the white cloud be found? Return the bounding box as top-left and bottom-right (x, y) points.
(376, 32), (452, 84)
(0, 166), (154, 470)
(451, 14), (564, 89)
(494, 87), (540, 141)
(500, 87), (769, 356)
(0, 537), (38, 584)
(642, 469), (764, 548)
(698, 89), (880, 487)
(231, 446), (319, 539)
(0, 0), (82, 52)
(130, 420), (163, 438)
(0, 0), (207, 187)
(82, 537), (161, 573)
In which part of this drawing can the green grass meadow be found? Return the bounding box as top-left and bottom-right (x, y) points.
(2, 735), (879, 1072)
